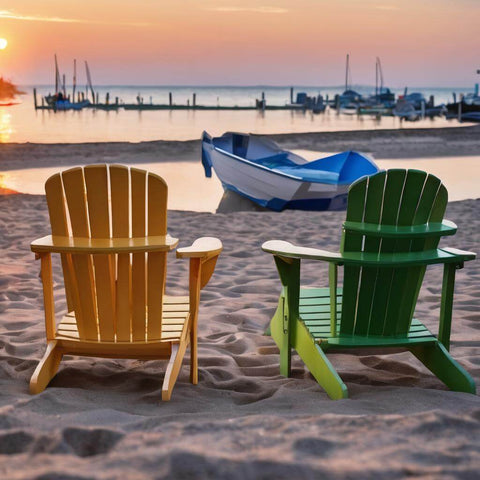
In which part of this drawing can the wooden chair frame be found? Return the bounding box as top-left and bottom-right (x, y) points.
(30, 165), (222, 400)
(263, 169), (476, 399)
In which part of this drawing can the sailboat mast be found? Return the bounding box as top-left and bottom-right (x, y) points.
(345, 54), (350, 91)
(72, 59), (77, 101)
(375, 59), (378, 97)
(377, 57), (384, 92)
(54, 54), (61, 94)
(85, 61), (95, 103)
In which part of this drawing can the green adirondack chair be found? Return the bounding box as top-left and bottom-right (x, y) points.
(262, 169), (476, 399)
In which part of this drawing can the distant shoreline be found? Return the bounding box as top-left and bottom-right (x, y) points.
(0, 124), (478, 172)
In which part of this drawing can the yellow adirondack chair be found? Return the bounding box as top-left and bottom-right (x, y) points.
(30, 164), (222, 400)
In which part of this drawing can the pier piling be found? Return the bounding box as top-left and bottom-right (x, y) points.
(33, 88), (38, 109)
(193, 93), (196, 107)
(169, 92), (172, 106)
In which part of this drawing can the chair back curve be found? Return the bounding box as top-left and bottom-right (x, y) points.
(339, 169), (448, 337)
(45, 164), (169, 343)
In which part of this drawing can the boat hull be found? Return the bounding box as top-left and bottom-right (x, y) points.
(202, 135), (360, 211)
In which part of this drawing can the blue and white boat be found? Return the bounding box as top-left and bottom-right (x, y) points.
(201, 131), (379, 211)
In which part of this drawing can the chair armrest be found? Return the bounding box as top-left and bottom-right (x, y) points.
(342, 219), (457, 238)
(341, 249), (475, 267)
(262, 240), (342, 263)
(262, 240), (476, 267)
(176, 237), (223, 259)
(440, 247), (476, 262)
(31, 234), (179, 254)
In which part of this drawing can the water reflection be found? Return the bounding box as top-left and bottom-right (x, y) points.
(0, 110), (13, 142)
(1, 156), (478, 206)
(0, 172), (19, 194)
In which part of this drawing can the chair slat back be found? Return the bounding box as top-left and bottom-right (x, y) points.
(45, 174), (75, 312)
(340, 169), (447, 337)
(131, 168), (147, 341)
(45, 165), (168, 343)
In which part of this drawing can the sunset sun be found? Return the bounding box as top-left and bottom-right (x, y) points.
(0, 38), (7, 50)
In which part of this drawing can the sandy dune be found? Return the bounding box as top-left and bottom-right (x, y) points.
(1, 191), (479, 478)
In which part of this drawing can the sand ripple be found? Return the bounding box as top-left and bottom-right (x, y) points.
(0, 194), (479, 478)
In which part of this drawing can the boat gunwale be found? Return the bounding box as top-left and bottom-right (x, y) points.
(211, 144), (347, 185)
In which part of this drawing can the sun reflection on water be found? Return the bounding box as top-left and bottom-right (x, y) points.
(0, 173), (19, 195)
(0, 110), (13, 142)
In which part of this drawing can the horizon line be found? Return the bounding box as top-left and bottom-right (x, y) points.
(22, 83), (477, 89)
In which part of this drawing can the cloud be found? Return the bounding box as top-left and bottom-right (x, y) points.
(206, 6), (288, 14)
(0, 10), (150, 27)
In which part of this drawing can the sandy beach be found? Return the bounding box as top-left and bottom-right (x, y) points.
(1, 127), (479, 478)
(0, 124), (479, 171)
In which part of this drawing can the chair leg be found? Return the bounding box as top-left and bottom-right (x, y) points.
(268, 296), (292, 376)
(294, 321), (348, 399)
(30, 340), (63, 394)
(190, 333), (198, 385)
(300, 342), (349, 400)
(162, 342), (187, 401)
(409, 342), (476, 394)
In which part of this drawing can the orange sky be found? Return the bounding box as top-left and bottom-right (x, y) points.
(1, 0), (479, 86)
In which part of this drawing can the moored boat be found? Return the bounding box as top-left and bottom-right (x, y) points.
(41, 56), (93, 111)
(201, 131), (379, 211)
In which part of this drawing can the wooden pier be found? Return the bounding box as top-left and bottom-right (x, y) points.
(33, 88), (313, 112)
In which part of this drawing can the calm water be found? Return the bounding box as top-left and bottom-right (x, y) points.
(0, 85), (475, 144)
(2, 155), (478, 211)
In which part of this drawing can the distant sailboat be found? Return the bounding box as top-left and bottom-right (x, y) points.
(334, 54), (362, 112)
(44, 54), (91, 111)
(373, 57), (394, 105)
(359, 58), (395, 115)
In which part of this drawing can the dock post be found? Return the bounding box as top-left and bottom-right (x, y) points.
(421, 100), (425, 119)
(96, 92), (99, 105)
(261, 91), (266, 111)
(458, 99), (462, 122)
(290, 87), (293, 104)
(193, 93), (196, 107)
(33, 88), (38, 109)
(169, 92), (172, 106)
(115, 97), (119, 105)
(187, 99), (190, 107)
(106, 92), (110, 105)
